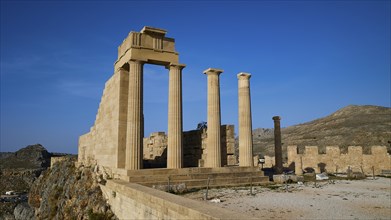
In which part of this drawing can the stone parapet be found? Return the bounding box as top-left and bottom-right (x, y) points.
(100, 180), (260, 220)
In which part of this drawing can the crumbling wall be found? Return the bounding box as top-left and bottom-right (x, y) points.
(143, 132), (167, 168)
(286, 145), (391, 175)
(142, 125), (237, 168)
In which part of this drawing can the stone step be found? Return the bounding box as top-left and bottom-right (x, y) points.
(126, 171), (265, 183)
(139, 176), (270, 189)
(121, 166), (261, 177)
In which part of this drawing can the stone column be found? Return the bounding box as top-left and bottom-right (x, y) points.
(126, 60), (144, 170)
(117, 67), (129, 169)
(238, 73), (253, 167)
(204, 68), (224, 167)
(167, 63), (186, 169)
(273, 116), (283, 174)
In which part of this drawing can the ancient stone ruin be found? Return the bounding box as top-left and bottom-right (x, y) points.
(78, 27), (256, 181)
(76, 26), (390, 219)
(78, 26), (391, 179)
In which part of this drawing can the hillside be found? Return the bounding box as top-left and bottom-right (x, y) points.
(28, 157), (117, 219)
(0, 144), (51, 170)
(0, 145), (115, 219)
(252, 105), (391, 159)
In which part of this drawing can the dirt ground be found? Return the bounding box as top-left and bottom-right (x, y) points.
(181, 177), (391, 219)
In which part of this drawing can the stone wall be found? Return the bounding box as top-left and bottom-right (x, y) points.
(78, 69), (128, 169)
(286, 145), (391, 175)
(143, 125), (237, 168)
(100, 180), (257, 220)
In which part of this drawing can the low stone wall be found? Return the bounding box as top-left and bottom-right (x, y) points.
(100, 180), (258, 220)
(287, 146), (391, 175)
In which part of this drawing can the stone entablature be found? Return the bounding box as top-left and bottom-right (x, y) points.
(115, 26), (179, 70)
(286, 145), (390, 175)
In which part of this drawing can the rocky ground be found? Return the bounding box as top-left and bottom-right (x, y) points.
(182, 177), (391, 219)
(0, 144), (51, 219)
(0, 145), (117, 220)
(28, 157), (117, 220)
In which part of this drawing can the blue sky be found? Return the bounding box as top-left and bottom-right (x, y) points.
(1, 0), (390, 153)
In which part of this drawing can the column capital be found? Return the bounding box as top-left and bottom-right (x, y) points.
(166, 63), (186, 70)
(272, 116), (281, 121)
(116, 67), (128, 72)
(128, 59), (147, 64)
(237, 72), (251, 79)
(203, 68), (223, 76)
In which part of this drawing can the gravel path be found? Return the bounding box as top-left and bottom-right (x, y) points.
(181, 177), (391, 219)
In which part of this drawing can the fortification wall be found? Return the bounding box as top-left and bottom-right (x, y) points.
(286, 145), (390, 175)
(100, 180), (257, 220)
(78, 70), (129, 169)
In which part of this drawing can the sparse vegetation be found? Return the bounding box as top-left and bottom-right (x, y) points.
(250, 105), (391, 158)
(28, 157), (117, 219)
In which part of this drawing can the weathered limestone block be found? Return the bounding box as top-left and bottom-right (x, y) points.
(287, 145), (298, 165)
(226, 142), (235, 155)
(227, 155), (237, 166)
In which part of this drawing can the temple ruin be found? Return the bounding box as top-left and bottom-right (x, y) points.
(78, 27), (258, 183)
(77, 26), (390, 219)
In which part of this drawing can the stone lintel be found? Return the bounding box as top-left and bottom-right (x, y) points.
(203, 68), (224, 75)
(141, 26), (167, 36)
(237, 72), (251, 79)
(129, 58), (148, 64)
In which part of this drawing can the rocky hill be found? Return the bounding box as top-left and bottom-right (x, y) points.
(252, 105), (391, 159)
(0, 144), (117, 220)
(0, 144), (52, 219)
(27, 157), (117, 219)
(0, 144), (51, 170)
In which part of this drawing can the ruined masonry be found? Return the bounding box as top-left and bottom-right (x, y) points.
(78, 27), (255, 178)
(76, 27), (391, 219)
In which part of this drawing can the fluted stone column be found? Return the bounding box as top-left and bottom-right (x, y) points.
(126, 60), (144, 170)
(204, 68), (224, 168)
(238, 72), (253, 167)
(167, 63), (186, 168)
(273, 116), (283, 174)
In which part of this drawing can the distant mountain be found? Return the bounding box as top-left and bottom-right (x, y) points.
(251, 105), (391, 159)
(0, 144), (51, 169)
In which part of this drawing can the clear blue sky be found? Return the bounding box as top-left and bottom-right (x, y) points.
(1, 0), (390, 153)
